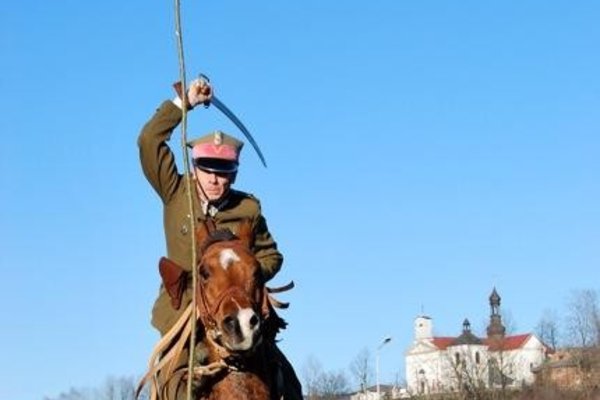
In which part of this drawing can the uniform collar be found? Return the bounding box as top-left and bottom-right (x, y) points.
(200, 195), (230, 218)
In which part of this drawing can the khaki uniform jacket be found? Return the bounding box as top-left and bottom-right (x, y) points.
(138, 101), (283, 335)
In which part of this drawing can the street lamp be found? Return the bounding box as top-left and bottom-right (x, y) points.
(376, 336), (392, 399)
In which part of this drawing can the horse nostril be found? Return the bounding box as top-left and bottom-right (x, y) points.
(223, 316), (236, 330)
(249, 314), (259, 328)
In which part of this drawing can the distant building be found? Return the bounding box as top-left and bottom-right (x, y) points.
(405, 288), (550, 395)
(533, 347), (600, 389)
(349, 384), (408, 400)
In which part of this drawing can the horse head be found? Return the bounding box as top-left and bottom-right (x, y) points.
(195, 221), (269, 355)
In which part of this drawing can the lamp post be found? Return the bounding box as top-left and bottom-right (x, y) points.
(376, 336), (392, 399)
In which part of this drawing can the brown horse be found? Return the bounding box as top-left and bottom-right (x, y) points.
(138, 221), (289, 400)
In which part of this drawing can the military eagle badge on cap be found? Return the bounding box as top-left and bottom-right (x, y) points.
(213, 131), (223, 145)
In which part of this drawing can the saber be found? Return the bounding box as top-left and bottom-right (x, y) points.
(173, 77), (268, 168)
(210, 95), (267, 168)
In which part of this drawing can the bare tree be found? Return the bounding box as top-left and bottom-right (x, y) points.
(44, 388), (90, 400)
(315, 369), (350, 399)
(349, 347), (373, 393)
(301, 356), (350, 400)
(302, 355), (325, 400)
(487, 345), (515, 394)
(101, 376), (137, 400)
(565, 289), (600, 347)
(443, 346), (489, 400)
(536, 308), (561, 350)
(562, 289), (600, 398)
(45, 376), (139, 400)
(500, 309), (517, 335)
(103, 377), (116, 400)
(117, 376), (136, 400)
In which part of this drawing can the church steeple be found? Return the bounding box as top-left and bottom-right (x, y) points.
(463, 318), (471, 333)
(489, 288), (501, 313)
(486, 287), (506, 340)
(453, 318), (482, 345)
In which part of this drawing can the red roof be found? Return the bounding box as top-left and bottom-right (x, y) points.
(431, 334), (532, 351)
(431, 337), (456, 350)
(484, 334), (531, 351)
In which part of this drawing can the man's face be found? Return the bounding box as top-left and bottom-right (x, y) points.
(195, 168), (233, 202)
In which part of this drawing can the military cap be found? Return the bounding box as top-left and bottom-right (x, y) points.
(187, 131), (244, 173)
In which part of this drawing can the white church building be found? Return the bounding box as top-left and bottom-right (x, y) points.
(405, 288), (550, 395)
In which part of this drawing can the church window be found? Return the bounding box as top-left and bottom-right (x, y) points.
(475, 351), (481, 364)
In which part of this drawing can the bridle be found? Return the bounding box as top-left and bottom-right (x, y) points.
(194, 228), (270, 358)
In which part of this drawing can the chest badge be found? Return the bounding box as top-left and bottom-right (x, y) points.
(180, 215), (190, 235)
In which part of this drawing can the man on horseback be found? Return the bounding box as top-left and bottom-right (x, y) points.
(138, 79), (302, 399)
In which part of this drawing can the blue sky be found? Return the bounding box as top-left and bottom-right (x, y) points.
(1, 1), (599, 399)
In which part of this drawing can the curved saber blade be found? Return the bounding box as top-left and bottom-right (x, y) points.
(211, 96), (267, 168)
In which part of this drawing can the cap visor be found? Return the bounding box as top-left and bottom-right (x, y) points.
(193, 158), (238, 173)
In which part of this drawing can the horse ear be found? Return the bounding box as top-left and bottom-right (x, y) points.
(236, 218), (254, 248)
(195, 220), (211, 245)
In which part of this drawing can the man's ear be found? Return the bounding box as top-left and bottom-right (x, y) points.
(229, 171), (237, 184)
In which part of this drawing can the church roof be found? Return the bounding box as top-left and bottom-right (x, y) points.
(484, 333), (531, 351)
(430, 334), (532, 351)
(453, 330), (484, 345)
(431, 337), (457, 350)
(452, 318), (483, 345)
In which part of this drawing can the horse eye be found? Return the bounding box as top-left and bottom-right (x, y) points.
(199, 266), (210, 281)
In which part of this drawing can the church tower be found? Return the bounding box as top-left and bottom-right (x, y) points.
(414, 315), (433, 340)
(486, 287), (506, 340)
